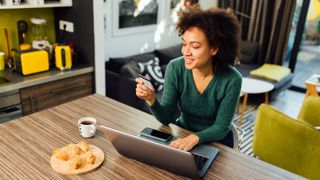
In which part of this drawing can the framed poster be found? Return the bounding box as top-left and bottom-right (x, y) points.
(113, 0), (160, 36)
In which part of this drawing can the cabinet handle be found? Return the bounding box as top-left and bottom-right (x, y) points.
(30, 96), (35, 113)
(50, 82), (86, 94)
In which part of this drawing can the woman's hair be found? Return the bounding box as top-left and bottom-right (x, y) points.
(176, 7), (240, 74)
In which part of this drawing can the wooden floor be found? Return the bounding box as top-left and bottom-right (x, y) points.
(269, 89), (305, 118)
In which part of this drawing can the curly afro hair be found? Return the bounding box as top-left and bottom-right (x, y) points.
(176, 7), (240, 74)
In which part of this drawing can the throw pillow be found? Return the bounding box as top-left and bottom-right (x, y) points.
(137, 57), (164, 91)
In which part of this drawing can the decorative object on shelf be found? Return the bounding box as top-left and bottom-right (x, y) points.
(26, 0), (44, 5)
(113, 0), (159, 36)
(2, 0), (21, 6)
(0, 0), (72, 9)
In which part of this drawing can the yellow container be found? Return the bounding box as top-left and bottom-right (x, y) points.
(13, 50), (49, 75)
(0, 52), (5, 71)
(55, 45), (72, 70)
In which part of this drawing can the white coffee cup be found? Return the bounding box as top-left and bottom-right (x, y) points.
(78, 117), (96, 138)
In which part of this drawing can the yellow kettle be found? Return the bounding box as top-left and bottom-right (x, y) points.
(55, 45), (72, 70)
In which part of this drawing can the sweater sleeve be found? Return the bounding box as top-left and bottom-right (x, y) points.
(149, 62), (179, 125)
(195, 76), (242, 144)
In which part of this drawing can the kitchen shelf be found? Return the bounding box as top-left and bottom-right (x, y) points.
(0, 0), (72, 9)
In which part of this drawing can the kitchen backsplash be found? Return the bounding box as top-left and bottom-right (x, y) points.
(0, 8), (55, 54)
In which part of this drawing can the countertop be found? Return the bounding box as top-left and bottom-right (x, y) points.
(0, 66), (94, 94)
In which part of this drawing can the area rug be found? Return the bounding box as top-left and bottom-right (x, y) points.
(233, 106), (257, 156)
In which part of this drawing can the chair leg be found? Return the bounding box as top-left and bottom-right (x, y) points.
(239, 93), (248, 126)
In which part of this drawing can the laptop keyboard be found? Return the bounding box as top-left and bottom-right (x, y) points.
(192, 154), (209, 171)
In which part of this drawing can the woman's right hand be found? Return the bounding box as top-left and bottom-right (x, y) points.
(135, 78), (156, 106)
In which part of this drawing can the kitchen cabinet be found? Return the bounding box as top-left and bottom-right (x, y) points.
(20, 72), (93, 115)
(0, 0), (72, 9)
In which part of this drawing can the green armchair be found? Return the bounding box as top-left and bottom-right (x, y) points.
(252, 96), (320, 179)
(298, 96), (320, 127)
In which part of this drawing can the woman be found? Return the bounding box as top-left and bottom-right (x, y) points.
(136, 8), (242, 151)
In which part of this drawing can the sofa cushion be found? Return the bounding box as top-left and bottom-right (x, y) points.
(154, 44), (182, 65)
(137, 57), (164, 91)
(240, 41), (259, 64)
(250, 64), (291, 82)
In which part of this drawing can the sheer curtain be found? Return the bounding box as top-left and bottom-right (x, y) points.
(218, 0), (296, 65)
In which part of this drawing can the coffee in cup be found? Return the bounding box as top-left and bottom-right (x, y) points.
(78, 117), (96, 138)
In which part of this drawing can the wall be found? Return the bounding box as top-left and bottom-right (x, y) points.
(54, 0), (94, 67)
(0, 9), (55, 55)
(104, 0), (217, 59)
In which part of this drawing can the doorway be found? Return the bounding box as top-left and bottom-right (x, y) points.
(286, 0), (320, 92)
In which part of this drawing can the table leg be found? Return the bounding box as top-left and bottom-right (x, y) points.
(239, 93), (248, 126)
(265, 92), (269, 104)
(305, 83), (319, 97)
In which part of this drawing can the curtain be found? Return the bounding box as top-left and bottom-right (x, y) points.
(218, 0), (296, 65)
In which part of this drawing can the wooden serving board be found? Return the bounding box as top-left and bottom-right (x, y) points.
(50, 145), (104, 175)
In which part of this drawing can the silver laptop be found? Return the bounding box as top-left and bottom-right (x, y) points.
(100, 125), (219, 179)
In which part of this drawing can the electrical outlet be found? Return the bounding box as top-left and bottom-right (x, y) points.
(59, 20), (74, 33)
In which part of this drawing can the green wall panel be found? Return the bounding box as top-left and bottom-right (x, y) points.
(0, 8), (56, 56)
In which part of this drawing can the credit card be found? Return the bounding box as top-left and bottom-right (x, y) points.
(138, 74), (154, 89)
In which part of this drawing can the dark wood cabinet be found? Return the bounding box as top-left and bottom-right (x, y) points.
(20, 73), (93, 115)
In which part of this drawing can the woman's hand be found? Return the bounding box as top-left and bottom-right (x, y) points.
(135, 78), (156, 106)
(169, 134), (199, 151)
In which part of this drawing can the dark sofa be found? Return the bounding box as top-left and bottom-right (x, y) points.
(105, 41), (293, 113)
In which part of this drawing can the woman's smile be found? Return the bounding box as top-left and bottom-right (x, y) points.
(184, 58), (194, 66)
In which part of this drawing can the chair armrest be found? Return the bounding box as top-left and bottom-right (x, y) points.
(253, 104), (320, 179)
(298, 96), (320, 126)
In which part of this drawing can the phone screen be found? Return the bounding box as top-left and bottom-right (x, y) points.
(141, 128), (172, 142)
(150, 129), (172, 140)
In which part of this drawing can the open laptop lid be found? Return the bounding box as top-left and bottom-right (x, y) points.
(99, 125), (200, 179)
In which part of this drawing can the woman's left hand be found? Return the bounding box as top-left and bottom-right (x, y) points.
(169, 134), (200, 151)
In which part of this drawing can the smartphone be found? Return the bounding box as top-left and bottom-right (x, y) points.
(138, 74), (154, 89)
(140, 127), (173, 142)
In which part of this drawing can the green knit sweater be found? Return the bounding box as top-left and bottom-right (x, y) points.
(150, 57), (242, 144)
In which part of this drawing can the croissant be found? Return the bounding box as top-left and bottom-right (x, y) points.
(78, 141), (89, 152)
(70, 156), (82, 169)
(53, 148), (68, 161)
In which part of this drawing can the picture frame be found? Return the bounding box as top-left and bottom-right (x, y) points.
(112, 0), (161, 37)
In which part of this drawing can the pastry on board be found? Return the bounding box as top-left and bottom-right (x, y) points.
(50, 141), (104, 174)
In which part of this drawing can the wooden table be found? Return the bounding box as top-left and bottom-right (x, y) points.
(0, 94), (303, 179)
(305, 74), (320, 97)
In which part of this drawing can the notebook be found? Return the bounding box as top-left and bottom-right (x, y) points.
(100, 125), (219, 179)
